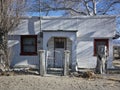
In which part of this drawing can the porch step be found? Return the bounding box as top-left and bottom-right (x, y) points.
(47, 68), (63, 76)
(77, 68), (95, 73)
(47, 68), (63, 71)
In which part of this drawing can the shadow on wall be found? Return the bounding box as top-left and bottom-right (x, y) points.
(77, 31), (95, 41)
(10, 17), (40, 35)
(41, 18), (86, 30)
(28, 18), (35, 34)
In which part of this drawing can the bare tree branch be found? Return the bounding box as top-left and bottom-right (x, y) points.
(29, 0), (120, 16)
(0, 0), (26, 71)
(82, 0), (91, 15)
(92, 0), (97, 15)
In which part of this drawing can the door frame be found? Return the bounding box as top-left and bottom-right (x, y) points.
(53, 37), (67, 67)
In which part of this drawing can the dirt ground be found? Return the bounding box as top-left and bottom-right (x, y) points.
(0, 74), (120, 90)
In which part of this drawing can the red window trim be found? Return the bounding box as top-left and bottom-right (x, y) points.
(20, 35), (37, 56)
(94, 39), (109, 56)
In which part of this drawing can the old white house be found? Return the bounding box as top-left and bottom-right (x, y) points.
(8, 16), (116, 71)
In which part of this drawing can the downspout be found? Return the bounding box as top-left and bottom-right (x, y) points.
(39, 0), (42, 33)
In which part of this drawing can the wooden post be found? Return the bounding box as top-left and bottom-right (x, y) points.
(64, 50), (70, 76)
(38, 50), (46, 76)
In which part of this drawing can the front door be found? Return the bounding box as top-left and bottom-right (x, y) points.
(54, 38), (66, 68)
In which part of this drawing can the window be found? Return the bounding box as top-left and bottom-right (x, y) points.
(20, 35), (37, 55)
(94, 39), (109, 56)
(54, 38), (66, 49)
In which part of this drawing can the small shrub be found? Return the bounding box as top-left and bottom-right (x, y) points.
(82, 71), (95, 79)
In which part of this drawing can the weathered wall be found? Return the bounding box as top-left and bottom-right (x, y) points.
(8, 16), (115, 69)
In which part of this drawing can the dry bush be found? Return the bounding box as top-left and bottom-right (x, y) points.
(0, 71), (15, 76)
(82, 71), (95, 79)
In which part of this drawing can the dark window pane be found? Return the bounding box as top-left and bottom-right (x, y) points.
(23, 38), (35, 45)
(54, 38), (65, 48)
(21, 35), (37, 55)
(96, 41), (106, 54)
(94, 39), (108, 56)
(23, 46), (36, 52)
(23, 37), (36, 53)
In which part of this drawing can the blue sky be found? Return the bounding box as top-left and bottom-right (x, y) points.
(27, 11), (65, 16)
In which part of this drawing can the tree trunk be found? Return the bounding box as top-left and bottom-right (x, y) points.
(0, 32), (9, 71)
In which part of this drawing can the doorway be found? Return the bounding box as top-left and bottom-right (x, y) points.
(54, 37), (66, 68)
(46, 37), (67, 75)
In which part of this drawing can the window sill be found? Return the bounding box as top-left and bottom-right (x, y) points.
(20, 52), (37, 56)
(93, 54), (109, 57)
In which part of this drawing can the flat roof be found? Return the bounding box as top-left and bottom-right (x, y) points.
(20, 15), (116, 20)
(42, 30), (78, 32)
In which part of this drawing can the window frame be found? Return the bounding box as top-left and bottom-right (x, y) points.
(94, 39), (109, 56)
(20, 35), (37, 55)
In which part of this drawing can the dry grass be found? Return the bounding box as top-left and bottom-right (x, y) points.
(107, 78), (120, 82)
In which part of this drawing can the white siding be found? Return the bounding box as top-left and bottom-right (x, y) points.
(67, 38), (72, 67)
(76, 38), (113, 69)
(108, 39), (114, 68)
(9, 16), (115, 38)
(41, 16), (115, 38)
(48, 37), (54, 50)
(77, 40), (96, 68)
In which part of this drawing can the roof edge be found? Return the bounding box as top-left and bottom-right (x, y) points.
(20, 15), (116, 20)
(42, 30), (78, 32)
